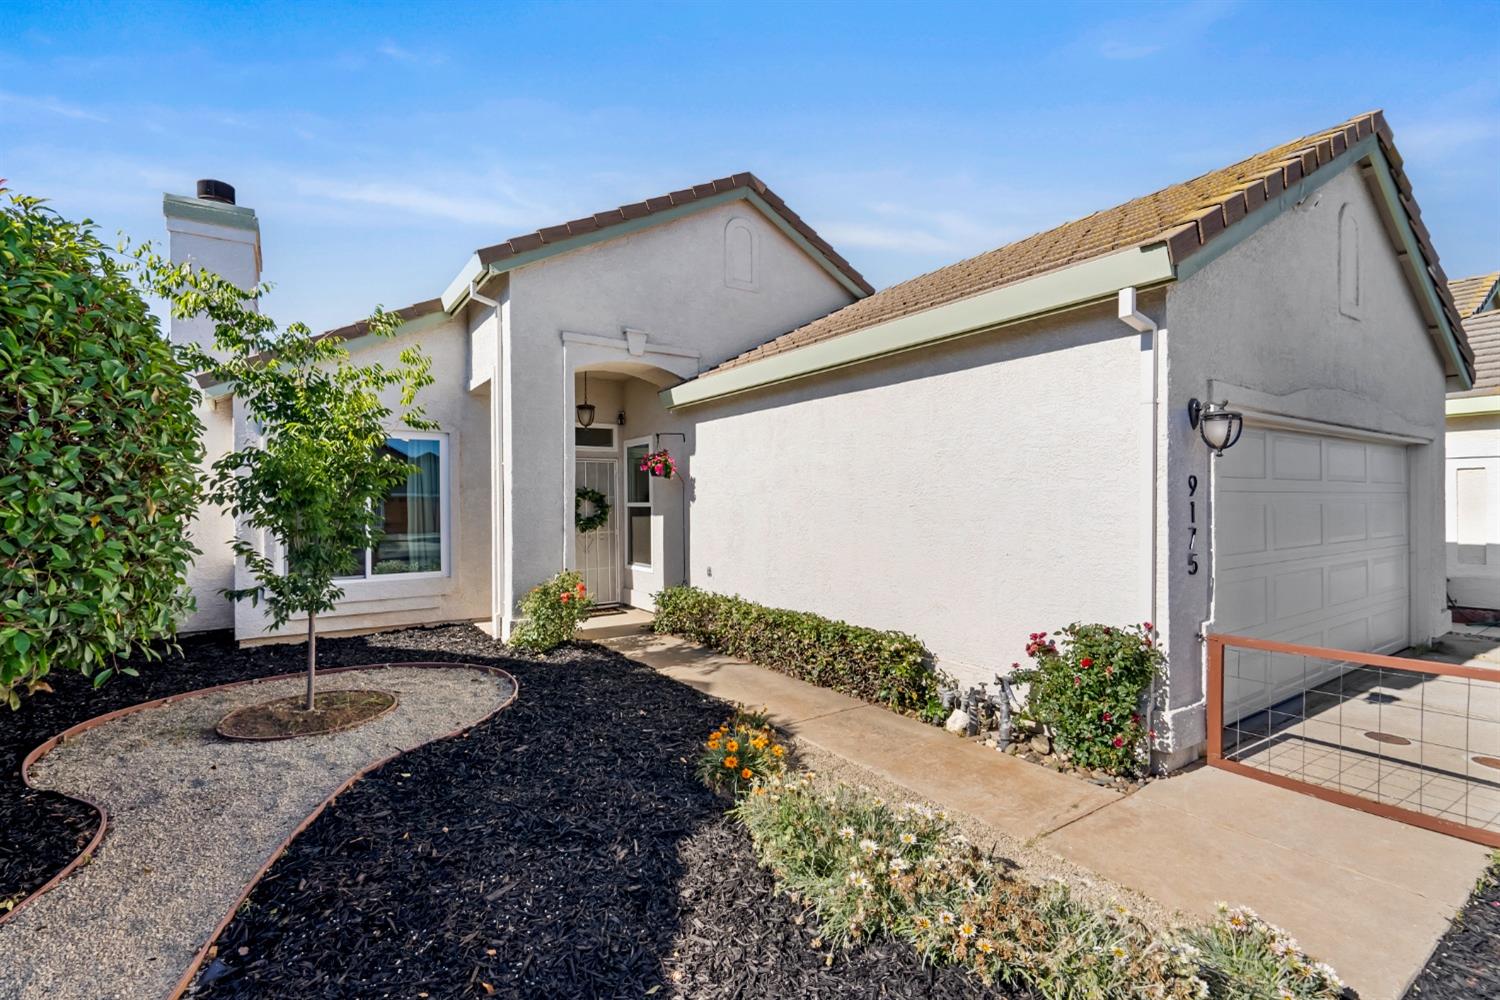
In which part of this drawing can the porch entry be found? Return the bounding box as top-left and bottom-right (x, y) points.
(574, 458), (621, 604)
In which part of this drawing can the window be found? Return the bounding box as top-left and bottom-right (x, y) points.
(337, 434), (447, 579)
(724, 217), (758, 291)
(575, 424), (616, 450)
(626, 440), (652, 567)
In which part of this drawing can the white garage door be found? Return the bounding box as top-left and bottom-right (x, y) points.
(1215, 427), (1411, 720)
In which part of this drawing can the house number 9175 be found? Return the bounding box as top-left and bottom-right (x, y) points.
(1186, 474), (1199, 575)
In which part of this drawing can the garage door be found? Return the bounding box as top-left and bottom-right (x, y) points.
(1214, 427), (1411, 720)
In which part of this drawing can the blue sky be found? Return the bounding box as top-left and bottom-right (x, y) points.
(3, 0), (1497, 333)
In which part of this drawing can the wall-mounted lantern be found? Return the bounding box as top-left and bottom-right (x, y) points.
(1187, 398), (1243, 455)
(576, 373), (596, 428)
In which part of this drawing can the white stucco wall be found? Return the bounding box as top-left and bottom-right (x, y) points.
(1161, 162), (1451, 760)
(179, 395), (236, 632)
(230, 316), (492, 641)
(683, 300), (1150, 690)
(500, 200), (857, 628)
(1446, 410), (1500, 609)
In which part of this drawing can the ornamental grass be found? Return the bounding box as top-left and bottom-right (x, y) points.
(728, 772), (1344, 1000)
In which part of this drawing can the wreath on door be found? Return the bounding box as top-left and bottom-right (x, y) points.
(575, 486), (611, 533)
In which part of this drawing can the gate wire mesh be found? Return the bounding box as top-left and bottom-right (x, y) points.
(1208, 634), (1500, 847)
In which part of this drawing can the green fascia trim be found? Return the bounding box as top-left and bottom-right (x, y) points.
(661, 243), (1174, 409)
(1359, 145), (1473, 390)
(162, 193), (259, 233)
(197, 307), (453, 394)
(1447, 394), (1500, 416)
(1176, 135), (1471, 390)
(439, 187), (868, 312)
(1173, 135), (1378, 284)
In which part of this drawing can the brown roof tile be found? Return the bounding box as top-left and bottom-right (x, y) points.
(1451, 310), (1500, 396)
(1450, 272), (1500, 317)
(697, 110), (1472, 382)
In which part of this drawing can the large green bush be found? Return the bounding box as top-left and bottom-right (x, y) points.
(0, 190), (204, 706)
(1009, 622), (1164, 776)
(652, 586), (946, 718)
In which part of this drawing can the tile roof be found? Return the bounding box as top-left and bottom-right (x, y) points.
(1451, 309), (1500, 396)
(1449, 272), (1500, 318)
(472, 172), (873, 295)
(699, 110), (1472, 382)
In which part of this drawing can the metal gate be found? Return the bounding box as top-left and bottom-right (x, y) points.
(574, 458), (620, 605)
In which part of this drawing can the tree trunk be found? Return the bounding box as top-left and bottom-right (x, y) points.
(305, 610), (317, 711)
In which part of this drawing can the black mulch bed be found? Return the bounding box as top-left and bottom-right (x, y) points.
(4, 623), (1018, 998)
(1405, 860), (1500, 1000)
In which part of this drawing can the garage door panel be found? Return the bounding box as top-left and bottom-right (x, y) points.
(1273, 566), (1325, 620)
(1219, 430), (1267, 480)
(1272, 435), (1323, 480)
(1215, 428), (1411, 723)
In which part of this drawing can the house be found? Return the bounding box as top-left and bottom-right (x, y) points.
(1445, 270), (1500, 611)
(168, 109), (1472, 767)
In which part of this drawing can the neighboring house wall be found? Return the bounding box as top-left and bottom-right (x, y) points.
(1446, 411), (1500, 609)
(683, 299), (1150, 691)
(1162, 163), (1449, 759)
(501, 202), (857, 627)
(234, 317), (493, 641)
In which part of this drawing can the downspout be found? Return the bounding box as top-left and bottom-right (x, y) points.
(1117, 288), (1163, 759)
(469, 278), (505, 638)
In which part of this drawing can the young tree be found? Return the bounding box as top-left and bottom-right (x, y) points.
(146, 256), (433, 711)
(0, 189), (204, 707)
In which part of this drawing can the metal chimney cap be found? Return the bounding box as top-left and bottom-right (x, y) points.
(196, 179), (236, 204)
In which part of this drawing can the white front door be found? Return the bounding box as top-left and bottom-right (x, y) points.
(574, 458), (621, 604)
(1214, 427), (1412, 721)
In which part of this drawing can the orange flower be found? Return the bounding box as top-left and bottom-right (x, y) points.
(576, 582), (586, 593)
(771, 745), (785, 757)
(725, 739), (739, 752)
(559, 592), (571, 603)
(706, 739), (721, 750)
(723, 755), (739, 769)
(740, 768), (753, 779)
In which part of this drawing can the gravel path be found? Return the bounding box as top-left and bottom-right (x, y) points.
(0, 664), (514, 1000)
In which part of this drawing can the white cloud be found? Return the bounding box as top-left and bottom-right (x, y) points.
(287, 175), (527, 227)
(0, 90), (108, 122)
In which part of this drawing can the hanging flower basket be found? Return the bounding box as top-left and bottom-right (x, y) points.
(575, 486), (610, 533)
(640, 448), (678, 479)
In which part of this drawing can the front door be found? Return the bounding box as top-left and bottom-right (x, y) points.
(574, 458), (621, 604)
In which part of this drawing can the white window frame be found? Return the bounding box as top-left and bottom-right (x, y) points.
(332, 430), (451, 582)
(574, 421), (618, 453)
(624, 435), (653, 570)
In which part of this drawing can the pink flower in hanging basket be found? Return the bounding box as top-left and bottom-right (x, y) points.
(640, 448), (678, 479)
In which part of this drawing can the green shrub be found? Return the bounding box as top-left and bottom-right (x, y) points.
(0, 189), (204, 706)
(696, 707), (787, 797)
(732, 774), (1344, 1000)
(652, 586), (947, 717)
(1010, 622), (1164, 776)
(510, 570), (592, 652)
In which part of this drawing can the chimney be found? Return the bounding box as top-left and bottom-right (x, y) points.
(163, 178), (261, 358)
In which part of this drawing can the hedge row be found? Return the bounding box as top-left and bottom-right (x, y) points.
(651, 586), (946, 719)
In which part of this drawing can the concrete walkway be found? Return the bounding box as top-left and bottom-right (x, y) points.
(583, 610), (1493, 1000)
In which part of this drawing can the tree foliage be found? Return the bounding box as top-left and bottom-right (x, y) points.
(140, 250), (433, 703)
(0, 189), (204, 706)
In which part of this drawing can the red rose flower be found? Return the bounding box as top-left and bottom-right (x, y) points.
(559, 592), (571, 603)
(1112, 736), (1124, 748)
(1080, 657), (1093, 668)
(1101, 712), (1112, 723)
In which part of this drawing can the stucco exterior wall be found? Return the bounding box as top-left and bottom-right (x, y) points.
(683, 301), (1150, 690)
(232, 316), (492, 641)
(1161, 162), (1450, 759)
(501, 201), (857, 627)
(180, 395), (236, 632)
(1446, 410), (1500, 609)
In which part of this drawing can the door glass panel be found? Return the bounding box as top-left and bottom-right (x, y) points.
(627, 444), (650, 503)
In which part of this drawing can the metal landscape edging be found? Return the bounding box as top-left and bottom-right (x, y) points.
(2, 661), (519, 1000)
